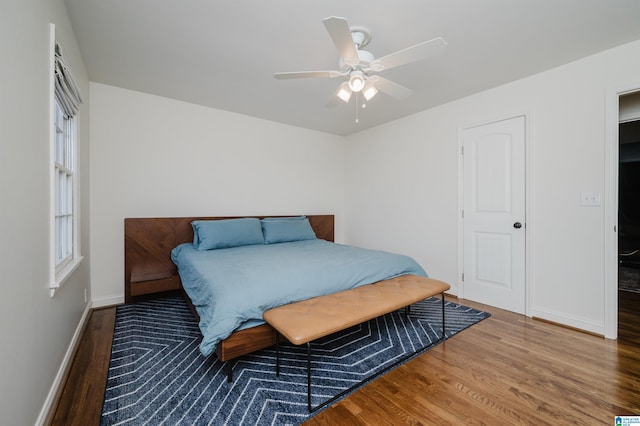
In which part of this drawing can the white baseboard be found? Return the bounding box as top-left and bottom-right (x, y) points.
(35, 301), (93, 426)
(531, 305), (604, 336)
(92, 294), (124, 308)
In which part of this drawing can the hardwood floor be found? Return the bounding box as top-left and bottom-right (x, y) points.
(51, 294), (640, 425)
(50, 308), (115, 426)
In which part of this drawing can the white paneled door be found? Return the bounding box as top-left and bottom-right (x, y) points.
(462, 116), (526, 314)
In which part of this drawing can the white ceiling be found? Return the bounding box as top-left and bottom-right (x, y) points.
(64, 0), (640, 136)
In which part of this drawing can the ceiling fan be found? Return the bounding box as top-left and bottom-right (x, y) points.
(274, 16), (447, 106)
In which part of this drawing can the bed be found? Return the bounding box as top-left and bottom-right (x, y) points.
(124, 215), (427, 368)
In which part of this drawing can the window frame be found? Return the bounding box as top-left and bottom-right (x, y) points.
(49, 24), (82, 296)
(53, 100), (75, 272)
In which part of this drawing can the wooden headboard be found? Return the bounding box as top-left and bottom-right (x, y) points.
(124, 215), (335, 303)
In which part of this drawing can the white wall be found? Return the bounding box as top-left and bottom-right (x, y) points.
(345, 39), (640, 335)
(89, 83), (345, 304)
(0, 0), (91, 425)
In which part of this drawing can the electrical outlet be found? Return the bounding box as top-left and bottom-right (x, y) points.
(581, 192), (601, 207)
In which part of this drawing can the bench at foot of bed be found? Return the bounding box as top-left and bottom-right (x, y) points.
(263, 275), (451, 412)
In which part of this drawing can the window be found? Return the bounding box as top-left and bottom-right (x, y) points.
(54, 100), (75, 270)
(50, 24), (83, 294)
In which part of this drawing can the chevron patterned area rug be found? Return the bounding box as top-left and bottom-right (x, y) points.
(101, 294), (489, 425)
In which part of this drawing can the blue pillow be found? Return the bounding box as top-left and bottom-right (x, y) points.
(192, 218), (264, 250)
(261, 217), (317, 244)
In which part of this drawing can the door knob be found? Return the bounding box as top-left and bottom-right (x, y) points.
(513, 222), (522, 229)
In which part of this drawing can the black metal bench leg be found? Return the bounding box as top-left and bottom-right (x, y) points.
(441, 292), (446, 339)
(275, 331), (280, 377)
(307, 342), (312, 412)
(404, 304), (411, 319)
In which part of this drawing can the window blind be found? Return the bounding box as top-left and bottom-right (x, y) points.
(54, 43), (83, 117)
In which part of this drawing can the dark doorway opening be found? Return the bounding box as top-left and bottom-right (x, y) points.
(619, 119), (640, 346)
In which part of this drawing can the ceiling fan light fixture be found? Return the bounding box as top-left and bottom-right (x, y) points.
(336, 83), (352, 103)
(363, 84), (378, 101)
(348, 71), (365, 92)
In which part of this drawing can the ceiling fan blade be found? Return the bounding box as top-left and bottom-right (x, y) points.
(372, 76), (413, 100)
(322, 16), (359, 66)
(273, 70), (342, 80)
(372, 37), (447, 72)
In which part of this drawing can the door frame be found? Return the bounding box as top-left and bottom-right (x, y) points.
(457, 113), (533, 317)
(604, 82), (640, 340)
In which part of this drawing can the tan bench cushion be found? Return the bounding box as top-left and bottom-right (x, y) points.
(263, 275), (450, 345)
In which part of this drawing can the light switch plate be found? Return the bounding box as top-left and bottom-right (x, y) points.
(581, 192), (601, 206)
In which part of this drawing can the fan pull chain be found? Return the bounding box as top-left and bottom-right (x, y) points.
(355, 92), (359, 123)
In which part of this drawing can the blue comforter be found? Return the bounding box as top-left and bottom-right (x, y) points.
(171, 239), (427, 356)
